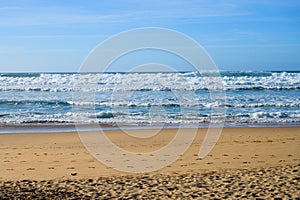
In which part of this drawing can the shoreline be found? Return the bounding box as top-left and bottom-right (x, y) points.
(1, 123), (300, 134)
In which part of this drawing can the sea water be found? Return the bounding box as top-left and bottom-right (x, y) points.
(0, 71), (299, 128)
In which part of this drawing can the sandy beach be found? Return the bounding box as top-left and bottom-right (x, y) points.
(0, 126), (299, 198)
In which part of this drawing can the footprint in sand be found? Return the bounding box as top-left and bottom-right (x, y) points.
(287, 137), (295, 140)
(67, 167), (75, 170)
(71, 172), (77, 176)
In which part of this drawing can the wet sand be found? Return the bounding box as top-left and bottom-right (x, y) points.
(0, 127), (299, 198)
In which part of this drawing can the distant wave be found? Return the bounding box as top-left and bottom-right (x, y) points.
(1, 71), (299, 77)
(0, 71), (299, 92)
(0, 100), (70, 106)
(68, 101), (300, 108)
(0, 73), (42, 78)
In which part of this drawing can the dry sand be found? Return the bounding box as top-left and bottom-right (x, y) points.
(0, 127), (299, 199)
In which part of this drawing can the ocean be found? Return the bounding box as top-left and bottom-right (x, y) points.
(0, 71), (299, 129)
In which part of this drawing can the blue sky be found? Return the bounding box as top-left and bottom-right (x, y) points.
(0, 0), (299, 72)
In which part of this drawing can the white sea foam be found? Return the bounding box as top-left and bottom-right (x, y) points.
(0, 72), (299, 126)
(0, 72), (299, 92)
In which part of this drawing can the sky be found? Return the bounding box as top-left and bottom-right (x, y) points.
(0, 0), (299, 72)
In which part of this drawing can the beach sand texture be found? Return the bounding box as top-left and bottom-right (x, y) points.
(0, 127), (299, 199)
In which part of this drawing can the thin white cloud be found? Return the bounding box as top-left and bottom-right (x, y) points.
(0, 13), (129, 26)
(0, 46), (85, 53)
(1, 34), (107, 39)
(1, 0), (298, 28)
(0, 6), (20, 10)
(205, 43), (300, 48)
(0, 0), (252, 27)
